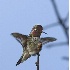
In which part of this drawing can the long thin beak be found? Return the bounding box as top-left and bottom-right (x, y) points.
(42, 31), (47, 34)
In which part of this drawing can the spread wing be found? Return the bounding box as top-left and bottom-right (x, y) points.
(41, 37), (57, 45)
(11, 33), (28, 49)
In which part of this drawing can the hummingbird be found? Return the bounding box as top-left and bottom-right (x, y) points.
(11, 25), (57, 66)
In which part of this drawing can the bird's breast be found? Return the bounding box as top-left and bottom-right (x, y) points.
(27, 37), (42, 55)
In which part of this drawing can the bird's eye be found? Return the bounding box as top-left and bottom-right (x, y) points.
(34, 29), (37, 31)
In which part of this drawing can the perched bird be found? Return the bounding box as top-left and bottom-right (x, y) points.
(11, 25), (57, 66)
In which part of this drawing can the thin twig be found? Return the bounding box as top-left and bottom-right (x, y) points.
(35, 53), (40, 70)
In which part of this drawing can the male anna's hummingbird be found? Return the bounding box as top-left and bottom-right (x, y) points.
(11, 25), (56, 66)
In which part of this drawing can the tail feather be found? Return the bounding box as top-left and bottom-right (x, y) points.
(16, 56), (23, 66)
(16, 51), (31, 66)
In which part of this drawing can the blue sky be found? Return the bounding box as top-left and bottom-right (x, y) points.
(0, 0), (68, 70)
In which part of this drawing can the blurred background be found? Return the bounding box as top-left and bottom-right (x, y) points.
(0, 0), (69, 70)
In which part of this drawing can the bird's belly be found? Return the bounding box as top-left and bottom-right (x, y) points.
(27, 44), (38, 55)
(29, 51), (37, 56)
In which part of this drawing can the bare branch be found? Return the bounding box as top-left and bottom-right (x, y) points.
(43, 22), (59, 30)
(62, 56), (69, 61)
(43, 19), (69, 30)
(63, 13), (69, 23)
(51, 0), (69, 43)
(66, 27), (69, 30)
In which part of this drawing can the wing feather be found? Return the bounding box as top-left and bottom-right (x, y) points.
(41, 37), (57, 45)
(11, 33), (28, 49)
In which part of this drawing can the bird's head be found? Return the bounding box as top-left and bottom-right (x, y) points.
(29, 25), (43, 37)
